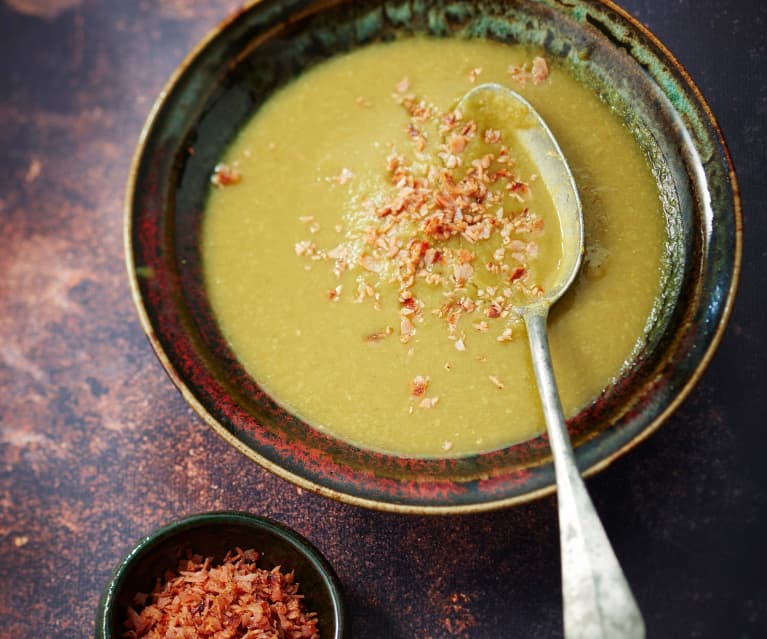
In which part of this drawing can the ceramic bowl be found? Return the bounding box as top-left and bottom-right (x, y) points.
(125, 0), (741, 513)
(95, 512), (346, 638)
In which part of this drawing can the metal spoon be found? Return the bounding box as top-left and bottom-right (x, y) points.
(458, 84), (645, 639)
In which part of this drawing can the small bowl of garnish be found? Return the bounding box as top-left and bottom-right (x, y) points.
(95, 512), (346, 639)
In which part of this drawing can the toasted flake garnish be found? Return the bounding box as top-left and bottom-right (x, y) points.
(328, 285), (342, 301)
(407, 123), (427, 151)
(400, 316), (414, 343)
(448, 133), (468, 154)
(359, 254), (380, 272)
(531, 56), (549, 84)
(509, 265), (527, 282)
(210, 163), (241, 187)
(442, 440), (454, 451)
(508, 64), (527, 83)
(419, 396), (439, 409)
(483, 128), (502, 144)
(328, 167), (354, 185)
(294, 240), (316, 256)
(295, 78), (548, 375)
(410, 375), (430, 398)
(394, 76), (410, 93)
(366, 326), (394, 342)
(486, 302), (502, 319)
(489, 375), (505, 389)
(468, 67), (482, 83)
(509, 56), (550, 85)
(497, 327), (514, 342)
(356, 95), (372, 108)
(453, 262), (474, 287)
(473, 320), (489, 333)
(457, 249), (475, 264)
(298, 215), (315, 223)
(122, 549), (320, 637)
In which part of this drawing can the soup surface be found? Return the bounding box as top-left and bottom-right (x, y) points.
(201, 37), (665, 457)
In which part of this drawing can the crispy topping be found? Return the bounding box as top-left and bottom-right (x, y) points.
(508, 56), (550, 86)
(497, 327), (514, 343)
(210, 163), (241, 187)
(531, 56), (549, 84)
(122, 548), (319, 639)
(483, 128), (502, 144)
(294, 240), (316, 257)
(297, 79), (546, 341)
(488, 374), (505, 389)
(410, 375), (430, 397)
(473, 320), (489, 333)
(366, 326), (394, 342)
(328, 285), (342, 301)
(328, 167), (354, 185)
(295, 73), (552, 406)
(419, 396), (440, 409)
(410, 376), (439, 408)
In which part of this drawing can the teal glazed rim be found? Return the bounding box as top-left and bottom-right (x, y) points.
(95, 512), (347, 638)
(125, 0), (741, 513)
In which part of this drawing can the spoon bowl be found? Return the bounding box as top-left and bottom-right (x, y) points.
(460, 83), (645, 639)
(458, 82), (584, 310)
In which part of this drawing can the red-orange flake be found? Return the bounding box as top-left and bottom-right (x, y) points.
(295, 73), (549, 357)
(410, 375), (430, 397)
(122, 548), (319, 639)
(210, 163), (242, 187)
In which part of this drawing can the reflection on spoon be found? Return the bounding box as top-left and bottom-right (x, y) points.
(459, 83), (645, 639)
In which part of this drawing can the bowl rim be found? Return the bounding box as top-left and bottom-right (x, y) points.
(124, 0), (742, 514)
(95, 511), (347, 639)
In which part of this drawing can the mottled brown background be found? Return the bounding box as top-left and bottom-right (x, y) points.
(0, 1), (764, 637)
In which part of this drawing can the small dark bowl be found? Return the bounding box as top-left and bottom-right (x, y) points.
(96, 512), (346, 639)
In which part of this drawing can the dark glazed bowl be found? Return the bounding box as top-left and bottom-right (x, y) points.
(126, 0), (741, 512)
(95, 512), (346, 639)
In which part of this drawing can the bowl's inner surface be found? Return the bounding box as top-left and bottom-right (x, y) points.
(129, 0), (735, 510)
(103, 516), (342, 638)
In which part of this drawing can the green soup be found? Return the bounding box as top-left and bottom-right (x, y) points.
(201, 37), (665, 457)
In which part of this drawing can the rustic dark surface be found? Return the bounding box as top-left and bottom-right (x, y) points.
(0, 1), (764, 638)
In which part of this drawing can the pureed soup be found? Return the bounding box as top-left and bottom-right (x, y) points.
(201, 37), (665, 457)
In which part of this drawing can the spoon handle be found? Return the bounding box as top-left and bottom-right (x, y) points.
(524, 311), (645, 639)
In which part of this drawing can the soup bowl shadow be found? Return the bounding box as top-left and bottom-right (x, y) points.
(126, 0), (741, 513)
(95, 512), (347, 638)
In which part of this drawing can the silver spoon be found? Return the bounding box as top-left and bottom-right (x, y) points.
(458, 83), (645, 639)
